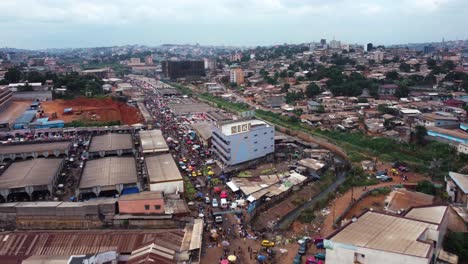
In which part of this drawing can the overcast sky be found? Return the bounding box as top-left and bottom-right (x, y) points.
(1, 0), (467, 49)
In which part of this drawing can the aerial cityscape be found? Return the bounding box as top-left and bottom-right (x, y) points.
(0, 1), (467, 264)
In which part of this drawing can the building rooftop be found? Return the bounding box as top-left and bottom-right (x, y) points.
(88, 133), (133, 152)
(190, 122), (212, 141)
(0, 229), (187, 262)
(385, 189), (434, 213)
(0, 158), (62, 189)
(298, 158), (326, 171)
(119, 191), (164, 201)
(428, 127), (468, 140)
(328, 211), (435, 258)
(146, 154), (183, 183)
(0, 141), (70, 155)
(448, 171), (468, 193)
(404, 205), (448, 224)
(220, 119), (270, 136)
(79, 157), (137, 189)
(139, 130), (169, 154)
(422, 113), (458, 122)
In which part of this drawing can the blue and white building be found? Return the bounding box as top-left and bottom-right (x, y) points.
(211, 118), (275, 166)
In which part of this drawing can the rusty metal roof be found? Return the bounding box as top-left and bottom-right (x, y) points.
(0, 230), (185, 261)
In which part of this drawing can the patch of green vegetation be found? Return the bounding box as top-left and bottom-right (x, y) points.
(183, 176), (197, 200)
(298, 208), (316, 223)
(260, 168), (274, 174)
(64, 120), (121, 127)
(315, 130), (468, 181)
(198, 93), (250, 112)
(370, 187), (392, 196)
(444, 232), (468, 262)
(171, 83), (193, 95)
(238, 171), (253, 178)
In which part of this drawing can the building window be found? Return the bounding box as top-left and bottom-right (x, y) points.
(254, 134), (258, 137)
(254, 141), (258, 144)
(254, 149), (258, 152)
(154, 205), (161, 210)
(244, 136), (248, 139)
(264, 132), (267, 135)
(144, 205), (150, 210)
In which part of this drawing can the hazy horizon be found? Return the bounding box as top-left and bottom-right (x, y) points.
(1, 0), (467, 49)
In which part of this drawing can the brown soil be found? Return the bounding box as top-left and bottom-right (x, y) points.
(41, 97), (144, 125)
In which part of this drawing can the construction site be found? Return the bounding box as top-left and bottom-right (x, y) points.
(41, 97), (144, 125)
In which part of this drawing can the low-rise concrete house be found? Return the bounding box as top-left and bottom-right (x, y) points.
(446, 171), (467, 207)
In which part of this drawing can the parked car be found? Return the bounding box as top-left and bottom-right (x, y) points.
(298, 242), (308, 254)
(316, 242), (324, 249)
(261, 240), (275, 247)
(215, 216), (223, 223)
(293, 254), (302, 264)
(375, 170), (387, 176)
(379, 175), (393, 182)
(398, 166), (410, 172)
(212, 198), (219, 208)
(314, 253), (326, 261)
(204, 197), (210, 204)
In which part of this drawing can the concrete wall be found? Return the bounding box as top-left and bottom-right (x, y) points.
(325, 241), (431, 264)
(149, 181), (184, 194)
(119, 198), (165, 214)
(212, 124), (275, 166)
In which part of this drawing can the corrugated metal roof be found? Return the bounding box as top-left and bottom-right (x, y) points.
(139, 130), (169, 153)
(79, 157), (138, 189)
(0, 230), (185, 260)
(0, 142), (70, 155)
(146, 154), (182, 183)
(88, 133), (133, 153)
(0, 158), (62, 189)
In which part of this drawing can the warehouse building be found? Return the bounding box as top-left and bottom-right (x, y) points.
(12, 110), (37, 130)
(0, 141), (70, 162)
(325, 206), (449, 264)
(88, 133), (134, 157)
(139, 129), (169, 154)
(0, 158), (63, 202)
(146, 154), (184, 194)
(78, 157), (140, 198)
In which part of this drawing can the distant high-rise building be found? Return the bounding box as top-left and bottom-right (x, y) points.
(367, 43), (373, 52)
(424, 45), (436, 54)
(320, 39), (327, 45)
(130, 58), (141, 64)
(203, 58), (216, 70)
(162, 60), (205, 79)
(230, 65), (244, 85)
(330, 40), (341, 49)
(145, 55), (153, 65)
(229, 53), (242, 62)
(369, 51), (384, 63)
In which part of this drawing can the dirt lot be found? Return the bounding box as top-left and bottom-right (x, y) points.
(0, 101), (32, 124)
(41, 98), (144, 125)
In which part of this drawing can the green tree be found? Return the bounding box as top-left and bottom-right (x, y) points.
(415, 180), (435, 195)
(444, 232), (468, 262)
(305, 83), (320, 98)
(394, 84), (409, 98)
(442, 60), (456, 72)
(4, 67), (22, 83)
(281, 83), (290, 93)
(317, 105), (325, 113)
(385, 71), (399, 81)
(426, 58), (437, 69)
(279, 70), (287, 78)
(399, 62), (411, 73)
(414, 125), (427, 145)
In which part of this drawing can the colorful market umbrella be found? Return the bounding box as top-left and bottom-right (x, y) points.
(208, 170), (215, 176)
(213, 187), (222, 193)
(227, 255), (237, 262)
(221, 240), (230, 247)
(220, 191), (228, 198)
(220, 260), (229, 264)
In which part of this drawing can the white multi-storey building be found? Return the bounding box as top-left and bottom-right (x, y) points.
(211, 119), (275, 166)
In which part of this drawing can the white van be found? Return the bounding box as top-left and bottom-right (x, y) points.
(220, 198), (228, 208)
